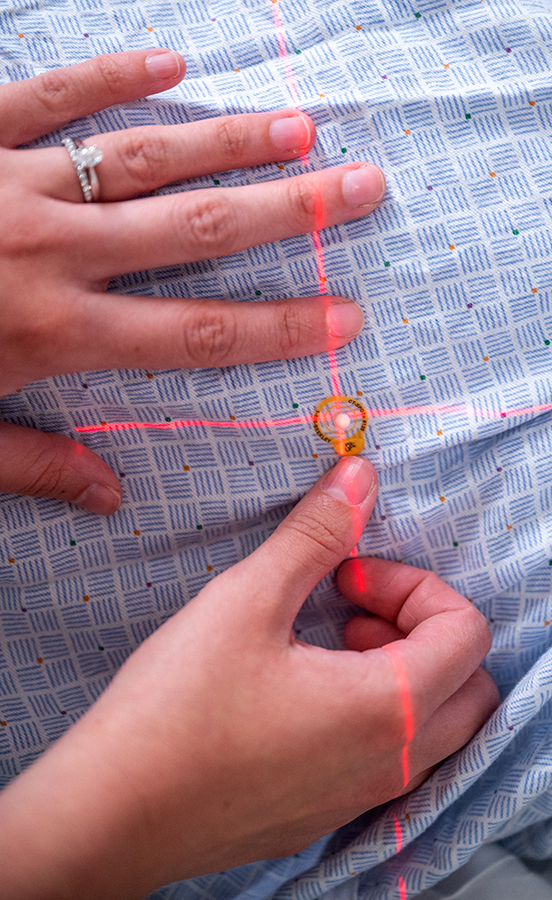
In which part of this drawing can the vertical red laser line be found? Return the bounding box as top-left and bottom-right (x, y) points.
(386, 644), (415, 788)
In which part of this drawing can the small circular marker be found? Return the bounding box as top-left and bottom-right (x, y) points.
(313, 396), (368, 456)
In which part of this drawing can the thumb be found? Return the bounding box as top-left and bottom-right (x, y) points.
(243, 456), (378, 632)
(0, 421), (122, 514)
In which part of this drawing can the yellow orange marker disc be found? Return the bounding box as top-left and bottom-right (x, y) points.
(313, 396), (368, 456)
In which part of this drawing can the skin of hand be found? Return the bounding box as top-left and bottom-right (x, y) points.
(0, 457), (499, 900)
(0, 48), (386, 515)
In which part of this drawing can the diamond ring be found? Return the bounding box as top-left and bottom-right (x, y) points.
(62, 138), (103, 202)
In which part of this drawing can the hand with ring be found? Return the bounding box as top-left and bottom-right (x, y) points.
(0, 48), (386, 515)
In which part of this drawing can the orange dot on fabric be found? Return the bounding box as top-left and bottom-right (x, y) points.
(490, 172), (496, 177)
(449, 244), (455, 250)
(404, 129), (410, 135)
(0, 721), (6, 727)
(405, 813), (410, 819)
(507, 524), (513, 530)
(319, 93), (325, 97)
(444, 63), (450, 69)
(16, 388), (22, 393)
(18, 32), (24, 38)
(8, 558), (15, 564)
(229, 415), (236, 421)
(357, 390), (363, 396)
(234, 68), (240, 73)
(437, 429), (443, 436)
(83, 595), (89, 602)
(468, 597), (473, 602)
(532, 288), (538, 293)
(355, 24), (362, 30)
(440, 495), (445, 502)
(278, 164), (284, 169)
(147, 372), (154, 379)
(402, 317), (409, 324)
(183, 465), (190, 471)
(529, 100), (536, 106)
(101, 421), (107, 426)
(134, 529), (141, 536)
(207, 565), (213, 572)
(483, 356), (489, 361)
(312, 453), (319, 458)
(545, 621), (550, 626)
(37, 658), (43, 664)
(147, 26), (153, 31)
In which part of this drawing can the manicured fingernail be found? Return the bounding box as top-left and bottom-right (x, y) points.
(269, 115), (310, 151)
(322, 458), (376, 506)
(327, 299), (364, 338)
(74, 484), (122, 516)
(145, 50), (182, 80)
(342, 165), (386, 207)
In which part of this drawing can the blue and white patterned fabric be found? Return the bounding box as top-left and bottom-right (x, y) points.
(2, 0), (552, 897)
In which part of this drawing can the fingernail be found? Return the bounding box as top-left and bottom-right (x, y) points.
(145, 50), (182, 80)
(74, 484), (122, 516)
(327, 299), (364, 338)
(342, 165), (386, 207)
(322, 458), (376, 506)
(269, 115), (310, 151)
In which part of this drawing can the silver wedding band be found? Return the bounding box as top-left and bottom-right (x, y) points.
(62, 138), (103, 202)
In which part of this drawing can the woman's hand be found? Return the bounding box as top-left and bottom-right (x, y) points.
(0, 457), (499, 900)
(0, 49), (386, 514)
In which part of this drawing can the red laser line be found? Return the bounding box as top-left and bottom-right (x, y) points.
(74, 415), (312, 434)
(393, 814), (403, 853)
(399, 875), (407, 899)
(385, 643), (414, 789)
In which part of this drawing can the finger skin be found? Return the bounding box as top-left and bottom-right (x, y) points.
(25, 112), (317, 202)
(20, 294), (364, 378)
(0, 422), (121, 514)
(401, 667), (500, 795)
(337, 557), (493, 727)
(66, 163), (386, 278)
(0, 49), (186, 148)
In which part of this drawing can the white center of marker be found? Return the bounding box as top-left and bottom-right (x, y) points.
(334, 412), (351, 430)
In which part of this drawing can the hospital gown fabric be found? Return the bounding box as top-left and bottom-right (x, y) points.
(2, 0), (552, 897)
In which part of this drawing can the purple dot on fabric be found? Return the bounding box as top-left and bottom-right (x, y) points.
(427, 185), (433, 190)
(467, 303), (473, 308)
(248, 460), (254, 466)
(501, 412), (507, 418)
(61, 710), (67, 715)
(497, 467), (502, 472)
(82, 383), (88, 388)
(146, 582), (152, 588)
(21, 608), (27, 613)
(382, 74), (387, 79)
(505, 47), (511, 52)
(508, 725), (514, 730)
(375, 444), (380, 449)
(211, 17), (216, 20)
(381, 515), (386, 521)
(490, 619), (495, 623)
(119, 473), (125, 477)
(83, 33), (89, 37)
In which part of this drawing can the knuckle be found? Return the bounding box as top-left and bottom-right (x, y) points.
(95, 53), (128, 98)
(21, 443), (69, 498)
(277, 303), (305, 356)
(117, 128), (169, 192)
(182, 308), (238, 366)
(282, 511), (349, 566)
(184, 194), (240, 256)
(215, 116), (249, 166)
(31, 69), (81, 117)
(286, 177), (320, 229)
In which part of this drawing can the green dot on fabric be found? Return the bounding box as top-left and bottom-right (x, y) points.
(384, 260), (390, 267)
(98, 646), (104, 651)
(292, 403), (299, 408)
(196, 525), (203, 530)
(545, 340), (550, 346)
(70, 540), (76, 546)
(420, 375), (426, 381)
(255, 290), (262, 295)
(453, 541), (459, 547)
(512, 229), (519, 235)
(165, 417), (171, 422)
(341, 147), (347, 153)
(465, 113), (471, 119)
(214, 179), (220, 185)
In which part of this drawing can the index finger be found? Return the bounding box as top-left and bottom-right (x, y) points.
(0, 49), (185, 148)
(337, 557), (492, 722)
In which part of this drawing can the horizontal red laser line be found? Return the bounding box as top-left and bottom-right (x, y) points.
(73, 400), (552, 434)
